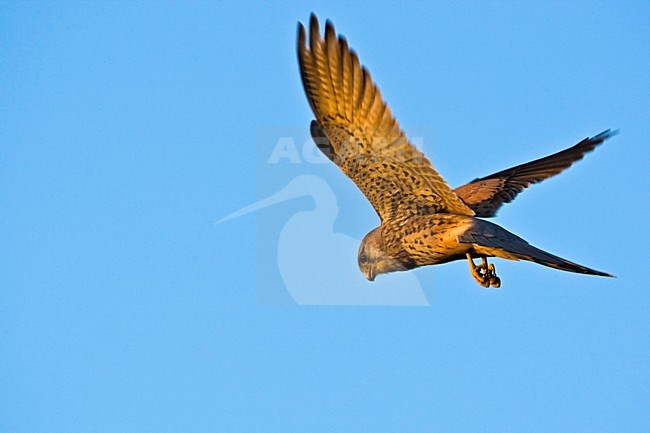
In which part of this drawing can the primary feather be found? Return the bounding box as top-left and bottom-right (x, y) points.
(453, 130), (617, 217)
(298, 14), (475, 222)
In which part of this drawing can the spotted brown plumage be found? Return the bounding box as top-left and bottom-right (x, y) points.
(297, 14), (615, 287)
(298, 15), (475, 222)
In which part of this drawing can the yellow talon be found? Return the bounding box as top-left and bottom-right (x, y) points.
(466, 253), (501, 288)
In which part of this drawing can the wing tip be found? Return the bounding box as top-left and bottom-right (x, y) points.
(297, 21), (306, 50)
(324, 19), (336, 45)
(592, 128), (619, 143)
(309, 12), (319, 31)
(309, 13), (321, 47)
(598, 270), (616, 278)
(304, 14), (343, 46)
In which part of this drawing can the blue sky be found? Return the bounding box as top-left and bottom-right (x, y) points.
(1, 1), (649, 432)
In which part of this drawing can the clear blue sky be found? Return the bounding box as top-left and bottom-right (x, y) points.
(2, 1), (649, 432)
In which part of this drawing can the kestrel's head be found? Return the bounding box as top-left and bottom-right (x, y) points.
(358, 227), (406, 281)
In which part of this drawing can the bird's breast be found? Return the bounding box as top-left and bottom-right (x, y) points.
(392, 214), (475, 266)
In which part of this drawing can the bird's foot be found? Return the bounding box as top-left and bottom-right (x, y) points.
(466, 254), (501, 289)
(466, 253), (490, 287)
(487, 263), (501, 288)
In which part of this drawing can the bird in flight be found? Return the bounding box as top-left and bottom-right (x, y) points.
(297, 14), (614, 288)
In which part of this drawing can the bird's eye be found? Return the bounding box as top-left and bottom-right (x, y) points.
(360, 253), (368, 264)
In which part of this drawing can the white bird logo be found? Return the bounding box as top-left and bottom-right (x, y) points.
(219, 175), (431, 306)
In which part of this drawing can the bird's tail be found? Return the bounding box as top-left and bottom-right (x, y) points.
(459, 219), (614, 277)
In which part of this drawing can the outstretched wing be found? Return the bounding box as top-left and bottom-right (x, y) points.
(453, 130), (616, 218)
(297, 14), (474, 222)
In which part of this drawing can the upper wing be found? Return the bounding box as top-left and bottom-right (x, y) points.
(297, 14), (474, 222)
(453, 130), (616, 217)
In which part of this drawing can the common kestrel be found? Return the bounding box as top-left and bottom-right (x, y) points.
(297, 14), (614, 288)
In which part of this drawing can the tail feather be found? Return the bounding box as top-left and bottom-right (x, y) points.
(459, 220), (614, 277)
(501, 240), (613, 277)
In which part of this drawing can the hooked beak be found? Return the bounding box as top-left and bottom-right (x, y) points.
(365, 267), (376, 282)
